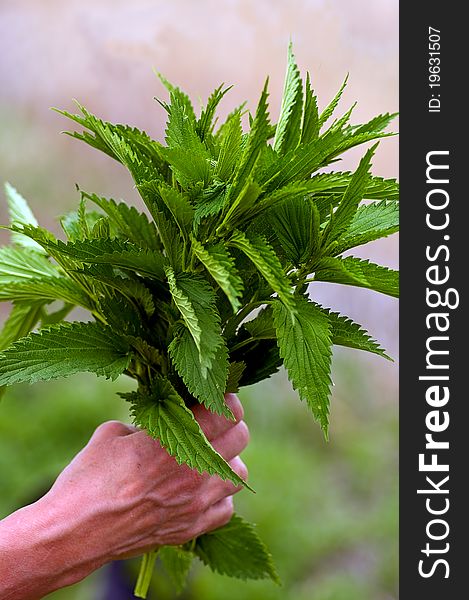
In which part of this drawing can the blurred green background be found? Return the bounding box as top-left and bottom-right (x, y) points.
(0, 2), (398, 599)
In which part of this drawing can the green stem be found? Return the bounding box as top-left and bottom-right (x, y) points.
(134, 550), (159, 599)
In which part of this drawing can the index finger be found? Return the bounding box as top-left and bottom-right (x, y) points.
(192, 394), (244, 441)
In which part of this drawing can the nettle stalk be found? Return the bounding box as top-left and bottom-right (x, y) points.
(0, 45), (399, 597)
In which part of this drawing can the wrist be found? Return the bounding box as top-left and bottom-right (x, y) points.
(0, 493), (105, 599)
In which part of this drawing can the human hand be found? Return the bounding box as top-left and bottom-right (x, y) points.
(0, 394), (249, 599)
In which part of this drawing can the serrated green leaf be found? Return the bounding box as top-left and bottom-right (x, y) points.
(84, 192), (162, 251)
(273, 43), (303, 154)
(161, 89), (211, 186)
(4, 183), (44, 253)
(11, 229), (166, 281)
(352, 112), (398, 136)
(158, 183), (194, 239)
(319, 305), (391, 359)
(273, 297), (332, 434)
(217, 179), (262, 234)
(0, 246), (61, 283)
(215, 110), (243, 181)
(335, 200), (399, 253)
(192, 239), (243, 312)
(228, 230), (295, 313)
(60, 205), (104, 242)
(123, 381), (249, 488)
(159, 546), (194, 593)
(80, 265), (155, 317)
(192, 181), (227, 226)
(301, 71), (319, 144)
(227, 79), (270, 202)
(318, 75), (348, 130)
(267, 196), (320, 266)
(56, 104), (162, 184)
(169, 327), (231, 418)
(196, 84), (232, 141)
(0, 322), (132, 385)
(160, 146), (210, 189)
(321, 144), (377, 250)
(194, 514), (279, 583)
(0, 302), (44, 351)
(314, 256), (399, 297)
(157, 72), (197, 125)
(0, 277), (94, 310)
(166, 269), (223, 373)
(260, 127), (344, 192)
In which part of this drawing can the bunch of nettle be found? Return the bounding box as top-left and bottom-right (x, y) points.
(0, 46), (398, 597)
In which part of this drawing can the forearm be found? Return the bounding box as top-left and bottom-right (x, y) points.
(0, 495), (103, 600)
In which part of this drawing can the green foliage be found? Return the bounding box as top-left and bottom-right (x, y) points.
(273, 297), (332, 434)
(0, 322), (132, 385)
(193, 514), (280, 583)
(1, 44), (398, 597)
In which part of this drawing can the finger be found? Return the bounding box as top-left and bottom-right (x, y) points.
(195, 496), (234, 537)
(211, 421), (249, 461)
(88, 420), (136, 443)
(204, 456), (248, 505)
(192, 394), (244, 441)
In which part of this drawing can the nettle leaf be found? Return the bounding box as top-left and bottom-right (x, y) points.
(0, 302), (45, 351)
(267, 196), (320, 266)
(157, 72), (197, 124)
(60, 205), (104, 242)
(123, 381), (249, 488)
(0, 246), (61, 283)
(159, 546), (194, 594)
(229, 230), (295, 313)
(273, 296), (332, 435)
(191, 239), (243, 312)
(227, 79), (270, 202)
(4, 183), (44, 253)
(85, 192), (162, 251)
(217, 179), (262, 233)
(0, 322), (132, 385)
(194, 514), (279, 583)
(196, 84), (232, 141)
(166, 268), (223, 373)
(260, 127), (343, 192)
(158, 183), (194, 239)
(273, 43), (303, 154)
(301, 72), (320, 144)
(161, 91), (210, 186)
(321, 144), (377, 250)
(56, 104), (160, 184)
(137, 181), (185, 268)
(14, 232), (166, 281)
(314, 256), (399, 298)
(169, 327), (231, 418)
(0, 302), (46, 400)
(215, 110), (243, 181)
(80, 265), (155, 317)
(320, 306), (391, 360)
(317, 74), (349, 130)
(335, 200), (399, 253)
(0, 277), (94, 310)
